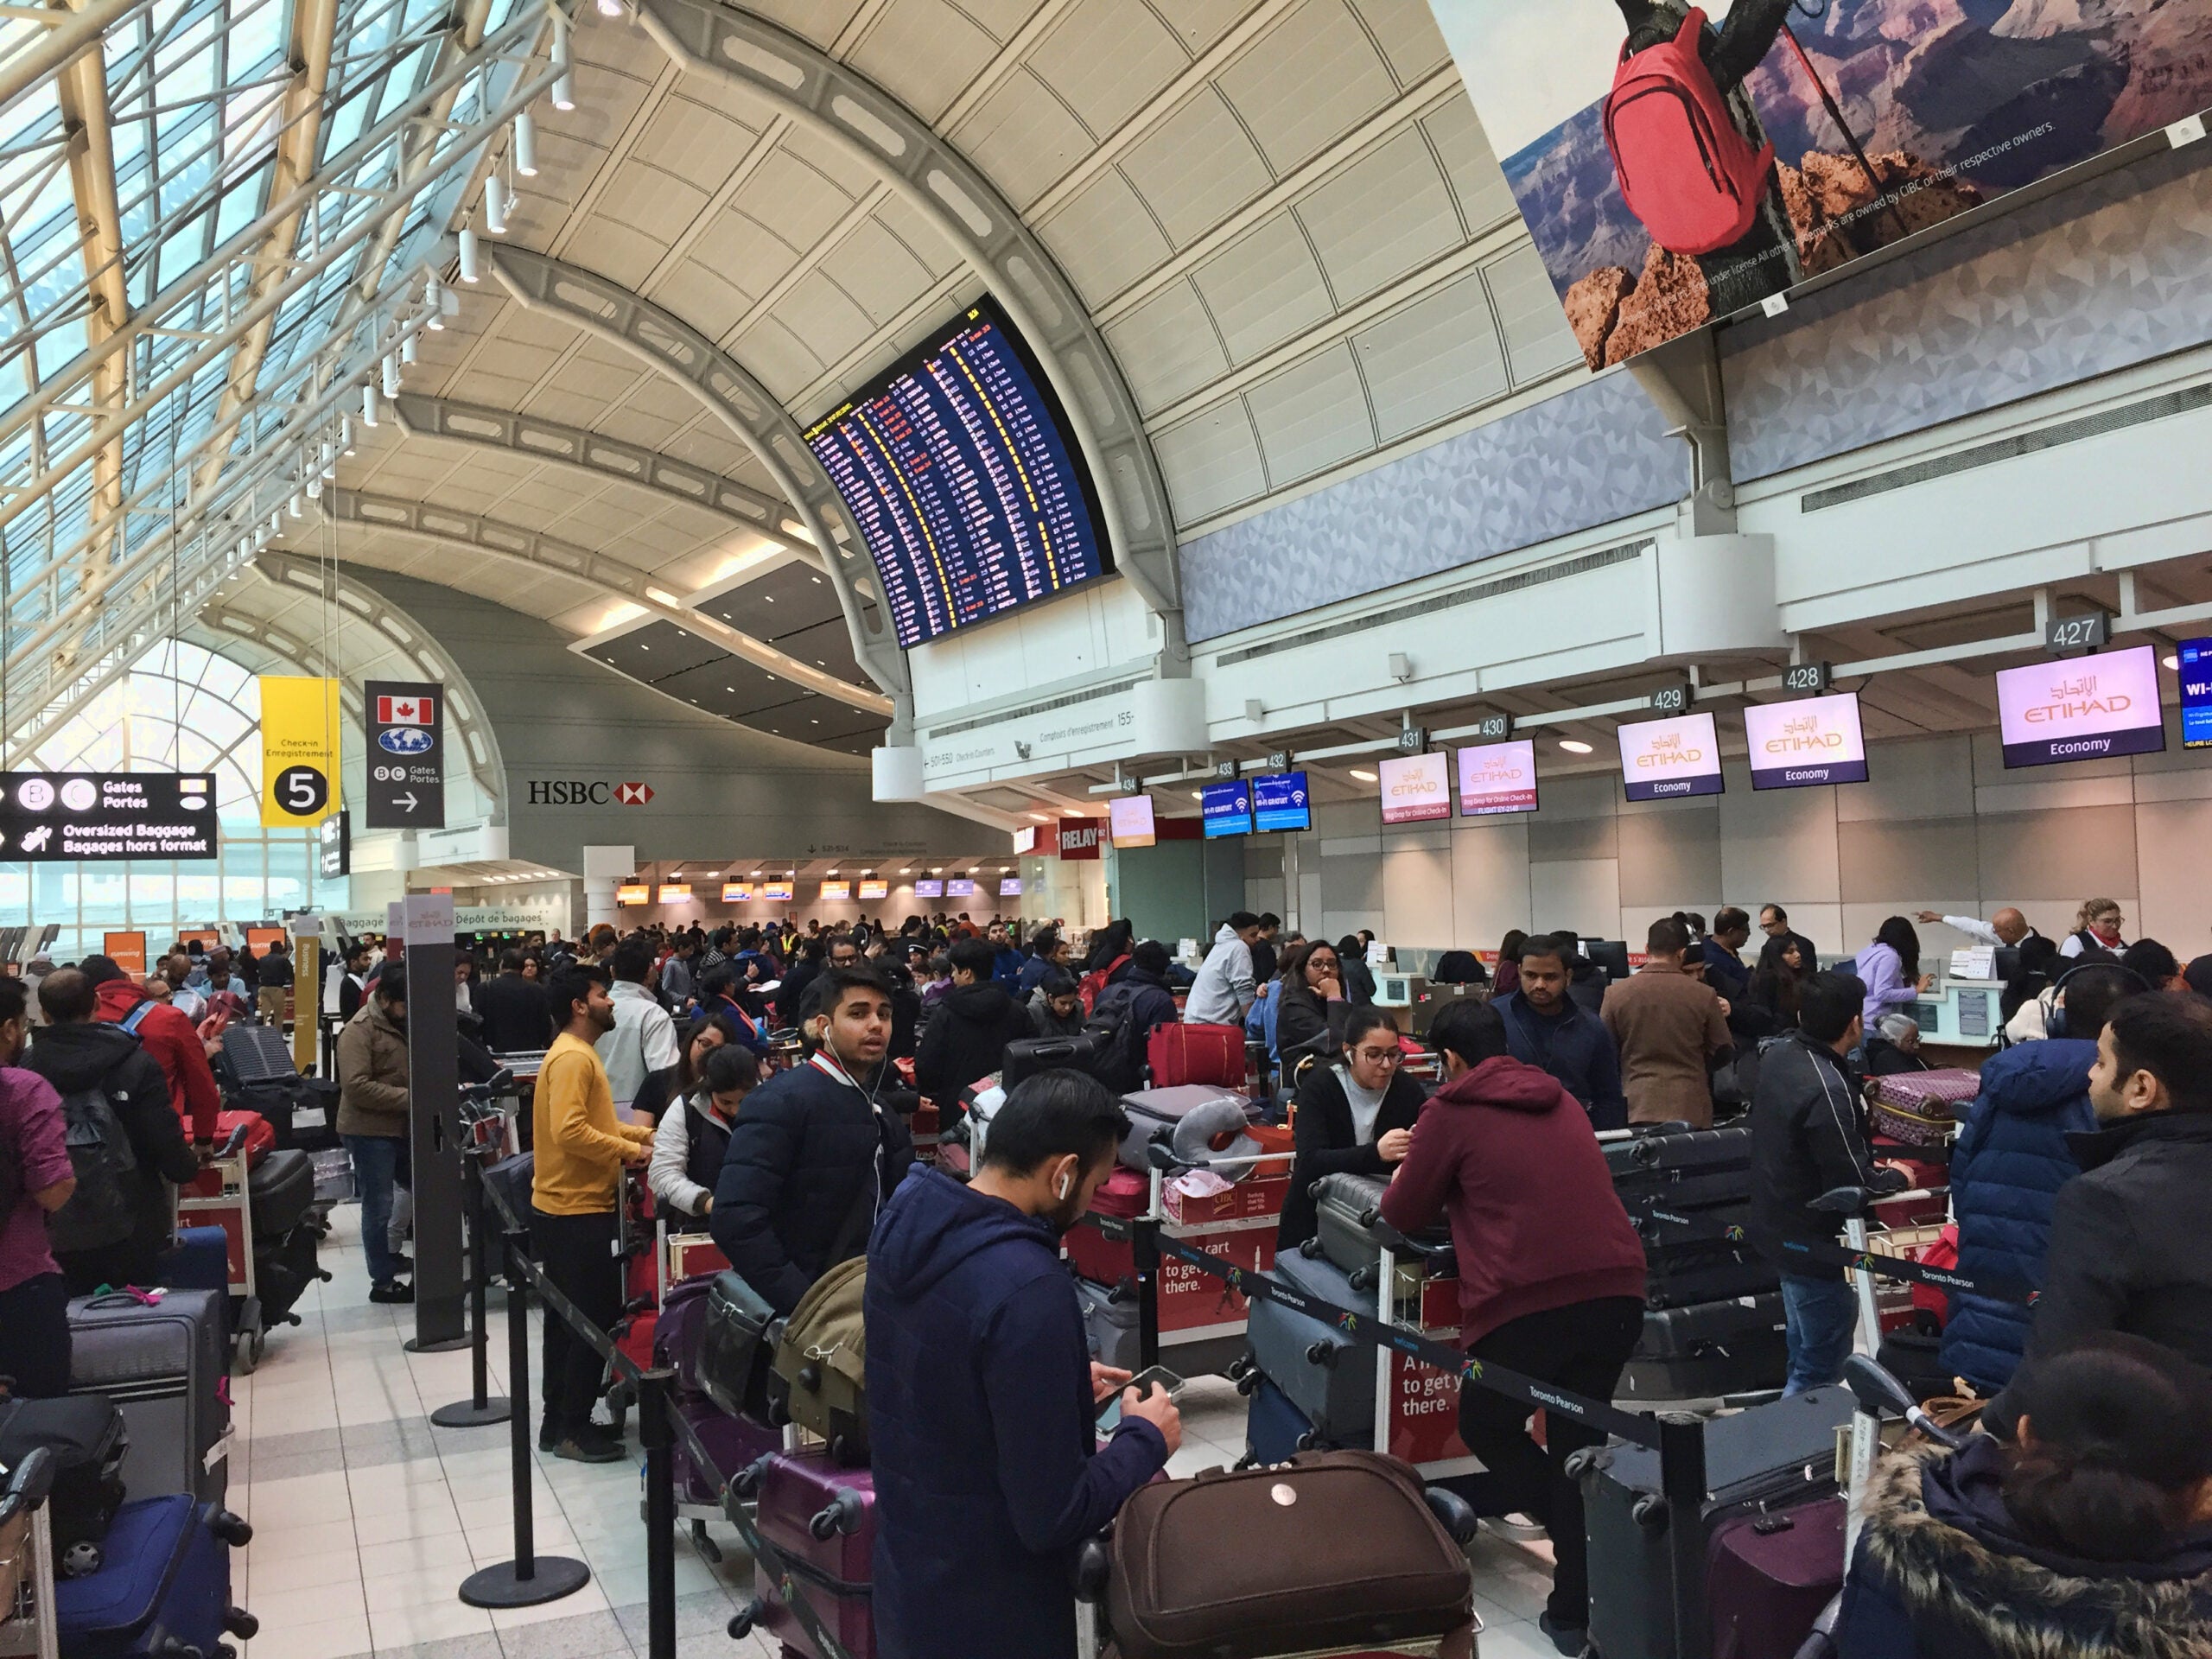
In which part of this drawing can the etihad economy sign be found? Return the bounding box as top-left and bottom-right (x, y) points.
(1617, 713), (1723, 802)
(1995, 645), (2165, 769)
(1744, 693), (1869, 791)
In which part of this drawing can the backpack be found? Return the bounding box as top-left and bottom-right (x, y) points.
(1603, 7), (1775, 257)
(1084, 980), (1153, 1096)
(772, 1255), (868, 1465)
(48, 1073), (139, 1255)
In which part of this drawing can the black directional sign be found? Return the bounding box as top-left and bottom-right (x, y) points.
(0, 772), (218, 861)
(363, 680), (445, 830)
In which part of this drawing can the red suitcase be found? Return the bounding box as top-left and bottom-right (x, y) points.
(1707, 1495), (1846, 1659)
(1147, 1023), (1244, 1090)
(741, 1449), (876, 1659)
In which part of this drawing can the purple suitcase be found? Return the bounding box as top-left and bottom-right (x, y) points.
(653, 1274), (716, 1401)
(1707, 1494), (1846, 1659)
(675, 1398), (778, 1509)
(746, 1449), (876, 1659)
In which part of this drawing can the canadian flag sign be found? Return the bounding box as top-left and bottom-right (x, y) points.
(376, 694), (434, 726)
(362, 678), (445, 831)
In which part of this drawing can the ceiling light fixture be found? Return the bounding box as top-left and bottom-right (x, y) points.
(340, 416), (355, 455)
(1348, 768), (1376, 782)
(595, 0), (621, 15)
(401, 332), (419, 366)
(1026, 812), (1050, 822)
(361, 385), (378, 426)
(1559, 740), (1594, 754)
(550, 16), (575, 111)
(484, 175), (509, 235)
(457, 226), (480, 283)
(380, 354), (398, 397)
(513, 111), (538, 177)
(423, 276), (444, 331)
(2164, 652), (2180, 671)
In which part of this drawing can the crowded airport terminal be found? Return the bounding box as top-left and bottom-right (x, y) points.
(9, 2), (2212, 1657)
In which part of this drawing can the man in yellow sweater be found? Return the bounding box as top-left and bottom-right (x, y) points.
(531, 963), (653, 1462)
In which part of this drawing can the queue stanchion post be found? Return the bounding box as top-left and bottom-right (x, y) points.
(1658, 1412), (1712, 1659)
(431, 1153), (512, 1427)
(639, 1370), (678, 1659)
(1132, 1217), (1161, 1372)
(460, 1229), (591, 1609)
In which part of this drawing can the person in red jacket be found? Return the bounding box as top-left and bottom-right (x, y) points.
(81, 955), (220, 1153)
(1380, 996), (1647, 1656)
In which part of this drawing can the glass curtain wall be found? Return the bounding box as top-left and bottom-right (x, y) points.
(2, 636), (344, 959)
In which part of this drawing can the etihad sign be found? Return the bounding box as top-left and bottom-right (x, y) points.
(2022, 671), (2133, 724)
(1637, 733), (1707, 767)
(1763, 714), (1847, 753)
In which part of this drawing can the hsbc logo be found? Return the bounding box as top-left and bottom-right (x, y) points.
(525, 779), (656, 807)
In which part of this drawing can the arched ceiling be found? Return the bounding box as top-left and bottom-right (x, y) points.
(5, 0), (1593, 765)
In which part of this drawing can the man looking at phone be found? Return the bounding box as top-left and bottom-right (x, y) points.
(866, 1070), (1180, 1659)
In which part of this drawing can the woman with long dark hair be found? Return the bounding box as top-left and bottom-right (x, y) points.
(1836, 1333), (2212, 1656)
(1274, 939), (1350, 1063)
(1746, 932), (1809, 1028)
(1854, 915), (1933, 1036)
(647, 1043), (760, 1225)
(1493, 929), (1529, 999)
(630, 1009), (743, 1124)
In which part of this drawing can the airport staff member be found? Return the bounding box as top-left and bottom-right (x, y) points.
(1917, 908), (2038, 950)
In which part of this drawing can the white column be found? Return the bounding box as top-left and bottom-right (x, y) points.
(582, 844), (635, 931)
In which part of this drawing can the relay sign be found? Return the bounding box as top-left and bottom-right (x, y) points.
(804, 296), (1110, 650)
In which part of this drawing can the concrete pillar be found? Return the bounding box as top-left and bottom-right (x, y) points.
(582, 844), (634, 932)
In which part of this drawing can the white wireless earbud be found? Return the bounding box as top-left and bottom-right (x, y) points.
(1057, 1172), (1072, 1201)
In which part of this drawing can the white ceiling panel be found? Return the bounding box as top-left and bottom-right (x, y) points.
(600, 163), (714, 247)
(951, 68), (1094, 209)
(1294, 126), (1459, 304)
(733, 314), (830, 404)
(1189, 213), (1334, 362)
(631, 92), (767, 176)
(1243, 340), (1374, 485)
(1037, 169), (1173, 305)
(1102, 278), (1228, 413)
(1217, 0), (1396, 175)
(849, 0), (998, 124)
(737, 150), (865, 253)
(1351, 269), (1508, 442)
(1116, 86), (1274, 249)
(817, 215), (934, 324)
(1420, 96), (1516, 235)
(741, 0), (868, 47)
(872, 193), (963, 281)
(1348, 0), (1450, 85)
(1154, 401), (1267, 524)
(1484, 245), (1582, 385)
(1152, 0), (1257, 53)
(772, 272), (880, 370)
(654, 261), (758, 336)
(1027, 0), (1186, 138)
(950, 0), (1039, 38)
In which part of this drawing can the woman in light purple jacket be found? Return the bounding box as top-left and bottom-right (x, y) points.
(1854, 916), (1935, 1033)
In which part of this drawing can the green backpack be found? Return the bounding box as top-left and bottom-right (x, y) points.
(772, 1254), (869, 1465)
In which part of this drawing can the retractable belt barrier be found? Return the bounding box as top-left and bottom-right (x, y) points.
(475, 1177), (862, 1659)
(1626, 1205), (2039, 1308)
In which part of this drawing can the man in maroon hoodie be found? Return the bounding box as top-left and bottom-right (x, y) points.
(1381, 997), (1647, 1656)
(81, 955), (219, 1154)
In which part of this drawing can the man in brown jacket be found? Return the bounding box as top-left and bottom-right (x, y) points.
(337, 962), (413, 1301)
(1601, 916), (1733, 1128)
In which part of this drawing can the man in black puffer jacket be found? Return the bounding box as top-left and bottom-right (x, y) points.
(914, 938), (1031, 1112)
(710, 963), (912, 1315)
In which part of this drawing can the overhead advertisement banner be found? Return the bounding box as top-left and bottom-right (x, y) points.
(1995, 644), (2165, 769)
(363, 680), (445, 830)
(1744, 692), (1870, 790)
(1, 772), (218, 861)
(1427, 1), (2212, 371)
(259, 677), (343, 829)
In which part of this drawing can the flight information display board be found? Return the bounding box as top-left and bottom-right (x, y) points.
(804, 297), (1111, 650)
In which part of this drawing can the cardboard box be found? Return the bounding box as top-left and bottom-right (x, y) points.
(1162, 1175), (1289, 1226)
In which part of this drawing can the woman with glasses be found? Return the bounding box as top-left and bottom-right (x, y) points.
(1276, 1006), (1426, 1250)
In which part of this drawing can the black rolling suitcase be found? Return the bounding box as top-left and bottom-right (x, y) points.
(1001, 1031), (1109, 1092)
(1309, 1172), (1453, 1295)
(1575, 1385), (1854, 1659)
(1642, 1239), (1778, 1308)
(1620, 1294), (1787, 1399)
(1243, 1248), (1375, 1443)
(247, 1148), (315, 1237)
(67, 1289), (231, 1507)
(1608, 1122), (1755, 1215)
(0, 1395), (129, 1575)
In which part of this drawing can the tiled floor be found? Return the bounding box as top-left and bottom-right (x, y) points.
(235, 1204), (1567, 1659)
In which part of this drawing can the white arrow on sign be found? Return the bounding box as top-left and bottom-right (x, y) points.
(394, 791), (418, 813)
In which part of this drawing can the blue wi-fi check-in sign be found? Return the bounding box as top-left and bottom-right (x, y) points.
(2183, 638), (2212, 751)
(1251, 771), (1311, 833)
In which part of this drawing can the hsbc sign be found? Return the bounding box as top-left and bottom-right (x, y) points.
(525, 779), (656, 806)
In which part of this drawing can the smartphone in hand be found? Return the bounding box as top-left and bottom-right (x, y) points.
(1096, 1364), (1185, 1428)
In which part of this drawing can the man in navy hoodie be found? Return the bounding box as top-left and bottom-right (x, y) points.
(867, 1071), (1180, 1659)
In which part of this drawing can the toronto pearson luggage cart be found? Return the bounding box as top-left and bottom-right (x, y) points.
(172, 1128), (264, 1371)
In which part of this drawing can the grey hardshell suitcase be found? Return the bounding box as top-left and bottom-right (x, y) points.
(1243, 1247), (1375, 1440)
(67, 1289), (231, 1507)
(1072, 1273), (1140, 1375)
(1309, 1172), (1452, 1299)
(1575, 1384), (1853, 1659)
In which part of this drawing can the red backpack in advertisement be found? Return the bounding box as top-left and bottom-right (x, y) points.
(1605, 7), (1774, 257)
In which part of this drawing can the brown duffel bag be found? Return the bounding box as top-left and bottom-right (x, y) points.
(1103, 1449), (1477, 1659)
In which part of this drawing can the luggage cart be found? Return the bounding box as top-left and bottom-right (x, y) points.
(175, 1122), (265, 1372)
(0, 1449), (59, 1659)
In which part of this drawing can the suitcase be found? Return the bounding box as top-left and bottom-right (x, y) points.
(1643, 1241), (1778, 1309)
(156, 1227), (232, 1298)
(1309, 1172), (1453, 1294)
(1242, 1373), (1355, 1465)
(212, 1109), (271, 1169)
(1608, 1123), (1754, 1206)
(246, 1147), (315, 1236)
(697, 1271), (776, 1421)
(1117, 1084), (1257, 1173)
(1103, 1451), (1475, 1659)
(1867, 1069), (1977, 1147)
(1002, 1031), (1109, 1093)
(1244, 1249), (1376, 1440)
(1073, 1274), (1140, 1374)
(1625, 1294), (1788, 1396)
(1147, 1023), (1245, 1090)
(744, 1449), (876, 1659)
(1580, 1386), (1854, 1659)
(251, 1223), (328, 1327)
(1635, 1294), (1786, 1358)
(653, 1274), (718, 1401)
(0, 1395), (128, 1576)
(673, 1397), (778, 1510)
(67, 1289), (230, 1507)
(51, 1494), (252, 1659)
(1874, 1331), (1956, 1403)
(1708, 1496), (1847, 1659)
